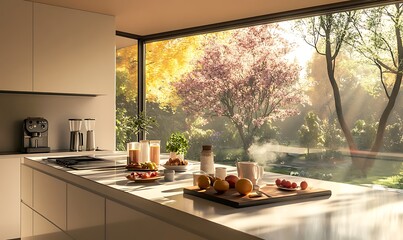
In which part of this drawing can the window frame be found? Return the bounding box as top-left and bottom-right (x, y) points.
(116, 0), (402, 140)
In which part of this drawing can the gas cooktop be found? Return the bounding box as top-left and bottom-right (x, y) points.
(46, 155), (127, 170)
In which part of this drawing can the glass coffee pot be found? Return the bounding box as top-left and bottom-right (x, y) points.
(69, 119), (83, 151)
(84, 118), (96, 151)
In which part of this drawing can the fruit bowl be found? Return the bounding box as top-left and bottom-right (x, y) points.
(126, 171), (161, 183)
(162, 163), (193, 172)
(126, 176), (162, 183)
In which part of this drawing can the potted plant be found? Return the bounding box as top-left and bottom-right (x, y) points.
(126, 111), (157, 142)
(166, 132), (190, 160)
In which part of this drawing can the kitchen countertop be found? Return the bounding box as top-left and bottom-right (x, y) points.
(23, 154), (403, 240)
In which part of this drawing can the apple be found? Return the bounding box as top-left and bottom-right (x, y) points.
(300, 181), (308, 190)
(281, 179), (287, 186)
(225, 175), (239, 188)
(141, 172), (150, 179)
(284, 181), (292, 188)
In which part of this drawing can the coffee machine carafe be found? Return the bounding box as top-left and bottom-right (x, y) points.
(84, 118), (96, 151)
(69, 119), (83, 151)
(23, 117), (51, 153)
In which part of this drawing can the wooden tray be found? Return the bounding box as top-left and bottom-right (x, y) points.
(183, 184), (332, 208)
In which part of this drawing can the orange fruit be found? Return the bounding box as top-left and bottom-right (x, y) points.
(213, 179), (229, 194)
(198, 175), (211, 189)
(235, 178), (253, 195)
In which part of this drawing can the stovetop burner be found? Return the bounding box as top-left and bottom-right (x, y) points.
(47, 155), (126, 170)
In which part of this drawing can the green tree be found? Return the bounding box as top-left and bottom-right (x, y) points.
(296, 4), (403, 174)
(175, 25), (308, 156)
(349, 4), (403, 155)
(322, 119), (345, 151)
(351, 119), (378, 150)
(298, 112), (323, 154)
(384, 116), (403, 152)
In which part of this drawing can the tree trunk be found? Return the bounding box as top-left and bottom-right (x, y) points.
(323, 25), (368, 174)
(234, 123), (252, 160)
(324, 29), (357, 154)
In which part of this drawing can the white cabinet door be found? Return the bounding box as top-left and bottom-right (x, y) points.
(0, 0), (33, 91)
(21, 164), (33, 207)
(106, 199), (206, 240)
(67, 184), (105, 240)
(33, 3), (115, 95)
(21, 202), (34, 240)
(33, 170), (67, 230)
(0, 157), (21, 239)
(33, 212), (72, 240)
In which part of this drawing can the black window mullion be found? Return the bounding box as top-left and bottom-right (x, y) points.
(137, 39), (146, 141)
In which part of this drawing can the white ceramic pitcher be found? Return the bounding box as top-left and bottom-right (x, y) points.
(236, 161), (264, 185)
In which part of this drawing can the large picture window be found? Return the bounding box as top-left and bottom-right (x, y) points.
(115, 36), (138, 150)
(118, 3), (403, 190)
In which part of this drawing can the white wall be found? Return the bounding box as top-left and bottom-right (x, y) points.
(0, 92), (115, 153)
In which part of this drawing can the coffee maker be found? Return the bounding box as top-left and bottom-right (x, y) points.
(84, 118), (96, 151)
(23, 117), (51, 153)
(69, 119), (83, 151)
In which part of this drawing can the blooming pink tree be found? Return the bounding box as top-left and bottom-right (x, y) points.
(175, 25), (308, 153)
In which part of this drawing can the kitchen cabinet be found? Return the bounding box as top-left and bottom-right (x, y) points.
(21, 164), (33, 207)
(105, 199), (206, 240)
(67, 184), (105, 240)
(33, 212), (72, 240)
(0, 157), (21, 239)
(33, 170), (67, 230)
(33, 3), (115, 95)
(21, 202), (34, 240)
(0, 0), (33, 91)
(0, 1), (114, 95)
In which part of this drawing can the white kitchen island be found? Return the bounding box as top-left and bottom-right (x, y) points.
(21, 154), (402, 240)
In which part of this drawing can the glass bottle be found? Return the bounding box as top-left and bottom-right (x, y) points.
(149, 140), (161, 165)
(200, 145), (214, 176)
(140, 140), (150, 163)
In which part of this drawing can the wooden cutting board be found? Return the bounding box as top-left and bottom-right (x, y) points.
(183, 184), (332, 208)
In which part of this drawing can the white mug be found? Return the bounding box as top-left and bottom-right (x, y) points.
(236, 161), (263, 185)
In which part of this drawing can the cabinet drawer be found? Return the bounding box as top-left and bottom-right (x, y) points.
(21, 202), (33, 240)
(106, 199), (206, 240)
(67, 184), (105, 240)
(33, 170), (67, 230)
(34, 212), (72, 240)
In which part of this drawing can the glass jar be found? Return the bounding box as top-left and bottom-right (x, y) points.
(140, 140), (150, 163)
(127, 142), (141, 165)
(149, 140), (161, 165)
(200, 145), (214, 176)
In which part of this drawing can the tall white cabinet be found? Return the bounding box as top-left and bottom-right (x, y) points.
(0, 157), (21, 240)
(0, 0), (32, 91)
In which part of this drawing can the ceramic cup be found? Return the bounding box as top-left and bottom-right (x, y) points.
(215, 167), (227, 179)
(164, 169), (175, 182)
(236, 161), (263, 185)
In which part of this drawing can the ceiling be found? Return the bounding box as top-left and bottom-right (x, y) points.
(32, 0), (350, 37)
